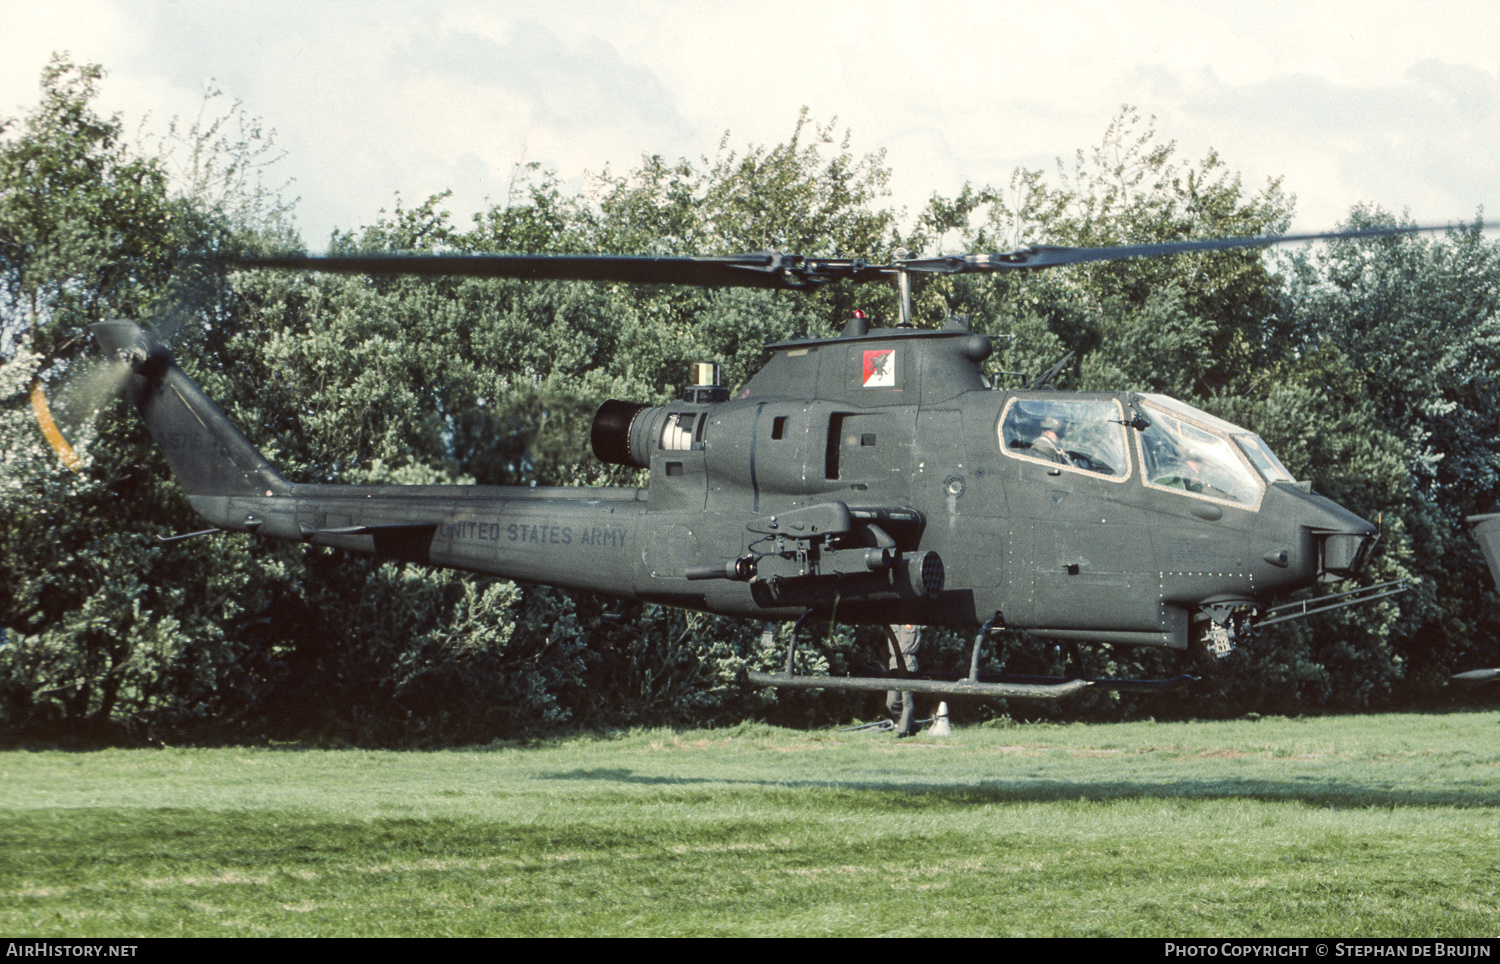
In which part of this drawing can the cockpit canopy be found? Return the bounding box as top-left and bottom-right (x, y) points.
(1001, 397), (1131, 480)
(999, 392), (1297, 509)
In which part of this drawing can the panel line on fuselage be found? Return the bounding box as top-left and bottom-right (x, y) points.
(749, 402), (765, 511)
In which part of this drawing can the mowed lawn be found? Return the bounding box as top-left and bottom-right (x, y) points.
(2, 713), (1497, 937)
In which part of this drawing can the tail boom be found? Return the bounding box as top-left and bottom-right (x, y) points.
(93, 320), (648, 598)
(192, 484), (647, 596)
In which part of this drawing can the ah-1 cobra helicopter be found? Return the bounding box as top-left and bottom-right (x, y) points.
(80, 225), (1424, 711)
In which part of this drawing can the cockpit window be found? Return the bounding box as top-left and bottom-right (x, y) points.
(1000, 398), (1130, 480)
(1135, 399), (1264, 507)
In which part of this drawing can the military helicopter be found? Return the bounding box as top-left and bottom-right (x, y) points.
(79, 225), (1428, 711)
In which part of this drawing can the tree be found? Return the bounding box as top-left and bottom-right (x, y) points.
(0, 57), (293, 739)
(1275, 209), (1500, 692)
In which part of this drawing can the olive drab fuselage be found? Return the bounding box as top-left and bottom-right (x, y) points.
(589, 322), (1375, 649)
(92, 316), (1378, 654)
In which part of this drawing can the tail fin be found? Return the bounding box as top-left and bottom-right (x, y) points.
(91, 320), (290, 498)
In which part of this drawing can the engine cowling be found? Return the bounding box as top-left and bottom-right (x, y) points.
(591, 399), (660, 468)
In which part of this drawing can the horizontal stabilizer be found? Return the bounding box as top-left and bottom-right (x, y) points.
(306, 523), (443, 537)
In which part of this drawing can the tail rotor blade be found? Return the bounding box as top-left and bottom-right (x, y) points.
(29, 377), (83, 472)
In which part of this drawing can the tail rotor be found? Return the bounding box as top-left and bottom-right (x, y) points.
(27, 270), (210, 470)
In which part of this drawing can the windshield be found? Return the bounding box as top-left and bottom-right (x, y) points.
(1235, 434), (1296, 483)
(1135, 396), (1264, 507)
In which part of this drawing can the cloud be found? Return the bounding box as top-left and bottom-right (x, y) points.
(8, 1), (1497, 245)
(1134, 60), (1500, 227)
(393, 21), (688, 137)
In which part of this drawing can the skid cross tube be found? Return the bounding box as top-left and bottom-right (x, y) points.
(779, 609), (817, 674)
(968, 614), (999, 682)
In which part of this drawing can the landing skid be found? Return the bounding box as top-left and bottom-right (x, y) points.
(747, 613), (1197, 702)
(746, 669), (1195, 700)
(841, 718), (921, 733)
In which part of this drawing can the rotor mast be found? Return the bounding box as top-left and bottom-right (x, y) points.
(893, 248), (913, 326)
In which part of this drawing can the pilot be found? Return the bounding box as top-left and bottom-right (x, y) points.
(1030, 416), (1074, 466)
(1152, 444), (1208, 493)
(1155, 462), (1205, 493)
(885, 624), (922, 737)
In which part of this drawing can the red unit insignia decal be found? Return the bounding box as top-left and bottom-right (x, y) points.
(862, 349), (896, 387)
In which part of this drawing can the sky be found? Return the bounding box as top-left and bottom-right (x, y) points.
(3, 0), (1498, 251)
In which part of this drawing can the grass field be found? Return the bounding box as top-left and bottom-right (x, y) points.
(2, 712), (1498, 937)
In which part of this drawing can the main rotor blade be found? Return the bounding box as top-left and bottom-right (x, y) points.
(909, 222), (1468, 275)
(225, 252), (886, 290)
(225, 220), (1471, 289)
